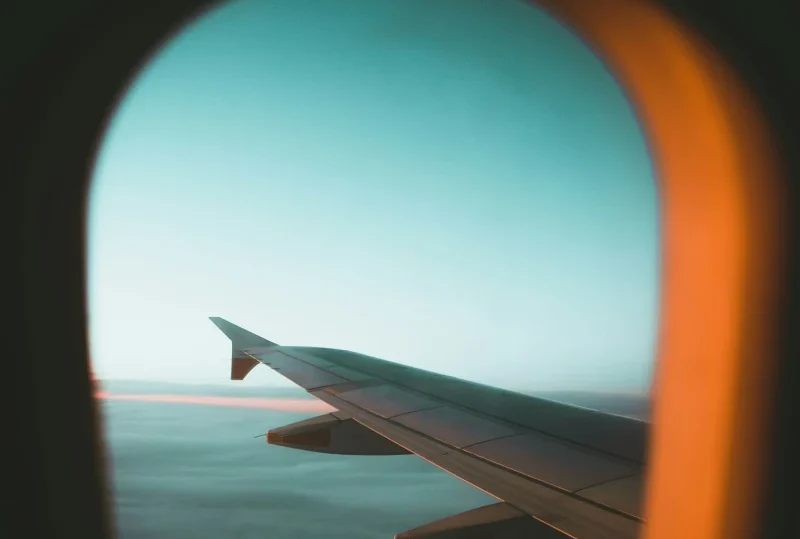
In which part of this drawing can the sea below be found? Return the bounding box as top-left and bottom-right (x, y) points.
(98, 380), (494, 539)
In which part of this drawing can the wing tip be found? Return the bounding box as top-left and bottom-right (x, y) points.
(208, 316), (278, 347)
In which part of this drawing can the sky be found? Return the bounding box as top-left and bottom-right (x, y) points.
(87, 0), (659, 394)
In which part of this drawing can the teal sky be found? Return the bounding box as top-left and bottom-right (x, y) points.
(87, 0), (658, 393)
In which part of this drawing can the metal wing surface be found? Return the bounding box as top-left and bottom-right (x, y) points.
(210, 317), (648, 539)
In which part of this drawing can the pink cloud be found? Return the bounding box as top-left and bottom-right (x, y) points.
(95, 391), (336, 413)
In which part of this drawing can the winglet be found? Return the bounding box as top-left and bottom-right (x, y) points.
(208, 317), (278, 380)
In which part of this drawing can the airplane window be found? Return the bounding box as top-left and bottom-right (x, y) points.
(87, 0), (658, 537)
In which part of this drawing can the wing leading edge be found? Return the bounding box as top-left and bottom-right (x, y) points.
(210, 317), (648, 539)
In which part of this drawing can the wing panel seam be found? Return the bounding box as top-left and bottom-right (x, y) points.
(319, 391), (643, 524)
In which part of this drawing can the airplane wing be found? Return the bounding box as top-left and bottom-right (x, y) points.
(210, 317), (647, 539)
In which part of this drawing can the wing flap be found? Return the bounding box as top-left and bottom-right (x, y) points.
(430, 450), (639, 539)
(395, 502), (569, 538)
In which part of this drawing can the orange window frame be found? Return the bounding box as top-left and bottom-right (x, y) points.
(531, 1), (785, 538)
